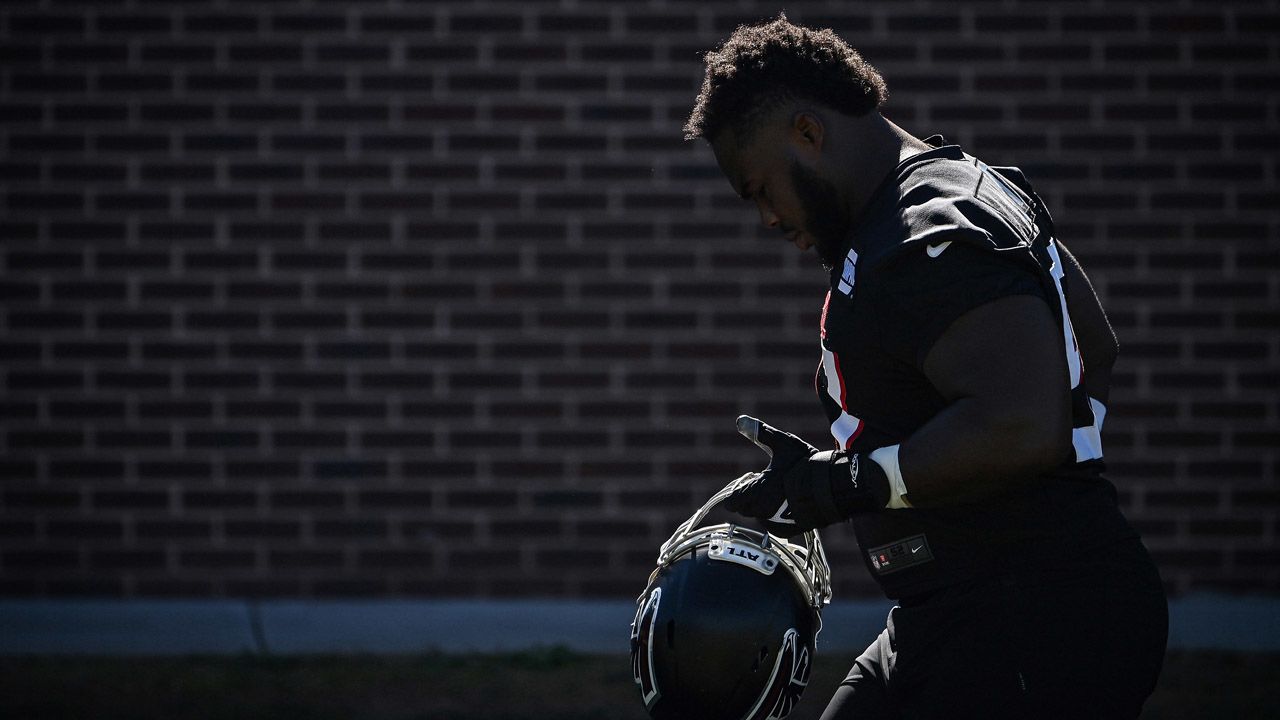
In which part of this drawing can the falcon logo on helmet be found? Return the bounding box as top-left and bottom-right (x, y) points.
(747, 627), (812, 720)
(629, 477), (832, 720)
(630, 586), (662, 709)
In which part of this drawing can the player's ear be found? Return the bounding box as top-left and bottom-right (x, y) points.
(791, 111), (824, 152)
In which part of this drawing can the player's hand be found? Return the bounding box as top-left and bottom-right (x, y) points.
(726, 415), (891, 533)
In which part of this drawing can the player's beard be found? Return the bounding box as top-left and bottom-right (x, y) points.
(790, 159), (850, 272)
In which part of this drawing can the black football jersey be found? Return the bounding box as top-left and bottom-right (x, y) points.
(818, 136), (1136, 599)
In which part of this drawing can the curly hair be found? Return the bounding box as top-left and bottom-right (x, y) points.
(684, 13), (888, 143)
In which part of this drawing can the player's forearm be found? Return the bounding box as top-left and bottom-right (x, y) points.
(893, 394), (1070, 507)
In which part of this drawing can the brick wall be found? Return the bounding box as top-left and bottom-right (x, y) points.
(1, 0), (1277, 600)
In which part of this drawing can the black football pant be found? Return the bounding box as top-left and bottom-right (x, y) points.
(820, 539), (1168, 720)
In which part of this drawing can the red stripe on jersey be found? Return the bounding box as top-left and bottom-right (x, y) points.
(831, 348), (849, 410)
(844, 419), (864, 450)
(820, 291), (831, 340)
(830, 348), (865, 449)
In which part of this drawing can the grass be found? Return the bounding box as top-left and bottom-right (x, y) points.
(2, 648), (1277, 719)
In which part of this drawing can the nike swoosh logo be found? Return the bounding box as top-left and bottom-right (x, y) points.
(910, 545), (923, 554)
(926, 241), (952, 258)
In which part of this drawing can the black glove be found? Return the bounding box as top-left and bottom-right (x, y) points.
(726, 415), (891, 533)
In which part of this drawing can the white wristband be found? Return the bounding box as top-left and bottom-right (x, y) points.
(869, 444), (912, 510)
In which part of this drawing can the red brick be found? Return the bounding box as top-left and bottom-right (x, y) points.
(0, 0), (1270, 602)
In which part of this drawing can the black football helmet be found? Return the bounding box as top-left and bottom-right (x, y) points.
(631, 476), (833, 720)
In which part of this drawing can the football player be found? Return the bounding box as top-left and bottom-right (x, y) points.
(683, 15), (1168, 719)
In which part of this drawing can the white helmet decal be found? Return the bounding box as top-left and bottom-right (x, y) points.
(630, 586), (662, 709)
(744, 628), (811, 720)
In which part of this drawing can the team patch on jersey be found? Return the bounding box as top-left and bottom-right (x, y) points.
(866, 534), (933, 575)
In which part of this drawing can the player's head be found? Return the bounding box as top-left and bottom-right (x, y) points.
(685, 14), (888, 270)
(684, 13), (887, 146)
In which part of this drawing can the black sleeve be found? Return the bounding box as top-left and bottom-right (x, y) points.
(869, 239), (1049, 368)
(1055, 240), (1118, 404)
